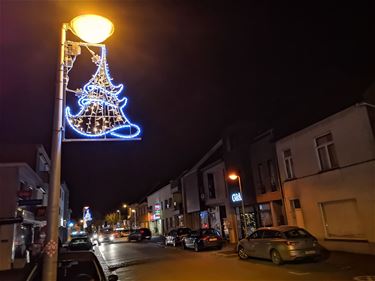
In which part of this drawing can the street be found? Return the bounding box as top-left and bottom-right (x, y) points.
(96, 239), (375, 281)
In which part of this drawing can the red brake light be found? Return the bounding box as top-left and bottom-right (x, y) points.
(202, 236), (209, 241)
(140, 230), (144, 234)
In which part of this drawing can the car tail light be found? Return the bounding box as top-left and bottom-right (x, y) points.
(285, 241), (297, 246)
(140, 230), (144, 234)
(201, 236), (209, 241)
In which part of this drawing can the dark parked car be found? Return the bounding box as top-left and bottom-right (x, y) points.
(68, 237), (94, 251)
(181, 228), (223, 252)
(22, 251), (118, 281)
(165, 227), (191, 247)
(237, 226), (323, 265)
(128, 228), (152, 241)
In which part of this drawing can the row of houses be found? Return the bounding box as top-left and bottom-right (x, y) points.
(0, 144), (71, 270)
(129, 103), (375, 255)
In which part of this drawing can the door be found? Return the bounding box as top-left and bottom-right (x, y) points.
(256, 230), (278, 259)
(244, 230), (264, 257)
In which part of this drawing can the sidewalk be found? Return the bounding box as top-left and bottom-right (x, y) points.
(215, 243), (375, 272)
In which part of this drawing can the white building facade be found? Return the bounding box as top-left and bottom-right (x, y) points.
(276, 104), (375, 254)
(147, 183), (174, 236)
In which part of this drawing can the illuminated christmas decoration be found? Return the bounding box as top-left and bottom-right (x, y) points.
(65, 46), (141, 139)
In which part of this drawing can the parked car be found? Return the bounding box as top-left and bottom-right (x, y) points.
(237, 226), (323, 265)
(165, 227), (191, 247)
(22, 251), (118, 281)
(128, 228), (152, 241)
(68, 236), (94, 251)
(181, 228), (223, 252)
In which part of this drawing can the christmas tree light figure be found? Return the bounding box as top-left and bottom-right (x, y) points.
(65, 46), (141, 139)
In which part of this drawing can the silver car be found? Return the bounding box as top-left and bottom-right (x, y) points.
(237, 226), (322, 265)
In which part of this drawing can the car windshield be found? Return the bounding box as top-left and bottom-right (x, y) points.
(284, 228), (311, 239)
(57, 260), (99, 281)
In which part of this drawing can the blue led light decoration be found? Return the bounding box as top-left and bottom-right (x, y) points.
(65, 46), (141, 139)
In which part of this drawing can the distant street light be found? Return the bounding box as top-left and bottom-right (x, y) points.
(43, 14), (114, 281)
(117, 209), (121, 223)
(228, 173), (246, 238)
(123, 204), (127, 208)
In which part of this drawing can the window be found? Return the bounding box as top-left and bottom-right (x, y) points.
(207, 173), (216, 199)
(161, 202), (163, 210)
(249, 230), (264, 239)
(267, 159), (277, 192)
(257, 164), (266, 194)
(315, 133), (338, 171)
(263, 230), (282, 239)
(291, 199), (301, 209)
(169, 198), (173, 208)
(283, 149), (295, 179)
(165, 199), (168, 209)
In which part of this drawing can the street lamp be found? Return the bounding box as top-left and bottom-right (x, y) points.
(122, 204), (127, 208)
(228, 173), (247, 238)
(43, 14), (114, 281)
(117, 209), (121, 224)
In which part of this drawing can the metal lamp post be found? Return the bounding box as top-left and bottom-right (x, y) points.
(228, 173), (246, 238)
(117, 209), (121, 224)
(42, 15), (114, 281)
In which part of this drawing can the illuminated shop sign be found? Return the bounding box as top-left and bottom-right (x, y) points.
(231, 192), (242, 203)
(153, 203), (161, 220)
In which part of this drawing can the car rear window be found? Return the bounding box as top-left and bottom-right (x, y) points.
(284, 228), (311, 239)
(201, 229), (220, 236)
(177, 228), (190, 235)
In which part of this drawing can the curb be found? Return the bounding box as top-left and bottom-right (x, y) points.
(94, 246), (117, 277)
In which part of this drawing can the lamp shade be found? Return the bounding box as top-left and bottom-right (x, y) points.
(228, 174), (239, 180)
(70, 14), (114, 44)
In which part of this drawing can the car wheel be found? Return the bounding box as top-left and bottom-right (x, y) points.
(271, 249), (284, 265)
(238, 246), (248, 260)
(194, 242), (200, 252)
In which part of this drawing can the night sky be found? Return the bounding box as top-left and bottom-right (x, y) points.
(1, 1), (375, 217)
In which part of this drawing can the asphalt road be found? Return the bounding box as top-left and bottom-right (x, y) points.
(97, 239), (375, 281)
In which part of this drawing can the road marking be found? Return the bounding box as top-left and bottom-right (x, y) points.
(353, 277), (375, 281)
(289, 271), (311, 275)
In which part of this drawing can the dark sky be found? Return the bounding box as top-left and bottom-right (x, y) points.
(1, 1), (375, 217)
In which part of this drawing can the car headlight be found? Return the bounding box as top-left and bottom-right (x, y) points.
(93, 234), (98, 239)
(98, 236), (103, 242)
(110, 235), (115, 240)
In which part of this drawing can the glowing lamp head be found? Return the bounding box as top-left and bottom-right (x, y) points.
(123, 204), (127, 208)
(70, 14), (114, 44)
(131, 209), (136, 213)
(228, 174), (239, 180)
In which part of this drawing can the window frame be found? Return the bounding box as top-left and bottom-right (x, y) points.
(282, 149), (295, 180)
(314, 132), (338, 171)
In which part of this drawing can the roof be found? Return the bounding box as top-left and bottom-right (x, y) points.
(256, 225), (300, 232)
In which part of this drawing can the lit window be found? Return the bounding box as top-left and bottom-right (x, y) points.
(315, 133), (338, 171)
(283, 149), (295, 179)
